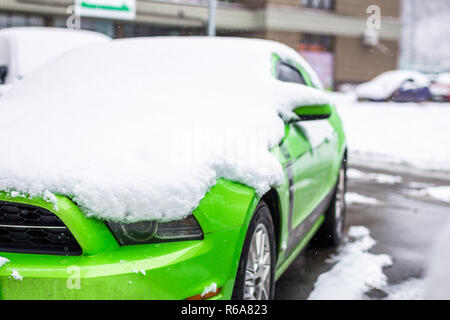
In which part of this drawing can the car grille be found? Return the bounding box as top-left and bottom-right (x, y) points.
(0, 201), (82, 255)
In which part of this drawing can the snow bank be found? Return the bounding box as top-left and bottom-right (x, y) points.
(425, 220), (450, 299)
(384, 278), (424, 300)
(336, 99), (450, 172)
(0, 27), (110, 84)
(409, 186), (450, 203)
(308, 226), (392, 300)
(421, 186), (450, 203)
(355, 70), (429, 101)
(0, 37), (329, 222)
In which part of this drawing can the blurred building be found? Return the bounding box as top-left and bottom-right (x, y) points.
(400, 0), (450, 73)
(0, 0), (402, 87)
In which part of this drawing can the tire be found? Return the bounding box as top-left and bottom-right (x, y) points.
(314, 161), (347, 247)
(232, 200), (276, 300)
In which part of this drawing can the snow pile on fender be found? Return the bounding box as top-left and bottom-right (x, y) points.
(0, 37), (329, 222)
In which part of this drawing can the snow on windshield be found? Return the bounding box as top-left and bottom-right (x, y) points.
(0, 37), (329, 222)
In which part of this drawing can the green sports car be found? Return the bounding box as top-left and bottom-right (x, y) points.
(0, 37), (346, 300)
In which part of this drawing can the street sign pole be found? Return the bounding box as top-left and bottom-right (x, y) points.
(207, 0), (217, 36)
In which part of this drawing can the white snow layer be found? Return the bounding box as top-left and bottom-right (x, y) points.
(416, 186), (450, 203)
(347, 168), (402, 185)
(383, 278), (424, 300)
(355, 70), (429, 101)
(201, 283), (218, 297)
(10, 269), (23, 281)
(0, 256), (9, 267)
(0, 37), (329, 222)
(335, 96), (450, 172)
(345, 192), (379, 205)
(0, 27), (110, 84)
(308, 226), (393, 300)
(425, 220), (450, 299)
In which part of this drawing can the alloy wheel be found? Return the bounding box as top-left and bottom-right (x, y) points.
(243, 223), (272, 300)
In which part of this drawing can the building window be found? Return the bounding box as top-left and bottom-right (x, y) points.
(115, 22), (202, 39)
(301, 0), (334, 10)
(298, 34), (334, 52)
(0, 12), (46, 29)
(298, 33), (335, 88)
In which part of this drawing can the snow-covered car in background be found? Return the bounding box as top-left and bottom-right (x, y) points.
(355, 70), (431, 102)
(429, 73), (450, 102)
(0, 27), (110, 95)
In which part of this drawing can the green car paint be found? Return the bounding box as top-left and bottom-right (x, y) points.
(0, 51), (346, 300)
(293, 104), (332, 118)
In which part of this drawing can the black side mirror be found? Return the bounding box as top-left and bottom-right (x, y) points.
(0, 66), (8, 84)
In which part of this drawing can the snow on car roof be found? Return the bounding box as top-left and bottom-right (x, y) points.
(436, 73), (450, 85)
(0, 37), (330, 222)
(0, 27), (110, 83)
(355, 70), (430, 101)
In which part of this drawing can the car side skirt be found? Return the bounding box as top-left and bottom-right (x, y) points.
(274, 185), (335, 281)
(275, 215), (324, 281)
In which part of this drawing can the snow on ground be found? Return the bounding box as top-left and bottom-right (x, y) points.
(333, 93), (450, 172)
(0, 256), (9, 268)
(0, 37), (330, 222)
(308, 226), (427, 300)
(345, 192), (379, 205)
(383, 278), (424, 300)
(425, 220), (450, 299)
(308, 226), (393, 300)
(409, 181), (433, 189)
(347, 168), (402, 184)
(410, 186), (450, 203)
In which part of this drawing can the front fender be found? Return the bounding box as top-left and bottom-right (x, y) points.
(192, 178), (259, 234)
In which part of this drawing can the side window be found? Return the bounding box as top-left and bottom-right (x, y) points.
(276, 62), (307, 85)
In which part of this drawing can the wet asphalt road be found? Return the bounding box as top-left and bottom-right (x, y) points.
(275, 159), (450, 300)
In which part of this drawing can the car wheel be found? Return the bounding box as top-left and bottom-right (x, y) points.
(314, 161), (346, 247)
(232, 200), (276, 300)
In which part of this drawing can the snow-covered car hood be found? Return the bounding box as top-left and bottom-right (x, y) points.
(0, 37), (329, 222)
(355, 70), (430, 101)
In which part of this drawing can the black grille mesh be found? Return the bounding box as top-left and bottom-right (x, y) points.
(0, 201), (82, 255)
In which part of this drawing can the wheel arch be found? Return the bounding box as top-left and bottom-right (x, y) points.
(343, 147), (348, 166)
(262, 188), (281, 253)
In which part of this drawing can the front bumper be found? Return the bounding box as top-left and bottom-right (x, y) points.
(0, 180), (257, 300)
(0, 227), (241, 299)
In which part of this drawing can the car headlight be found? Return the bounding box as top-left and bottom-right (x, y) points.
(107, 215), (203, 245)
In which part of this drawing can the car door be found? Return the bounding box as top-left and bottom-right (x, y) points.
(275, 59), (337, 256)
